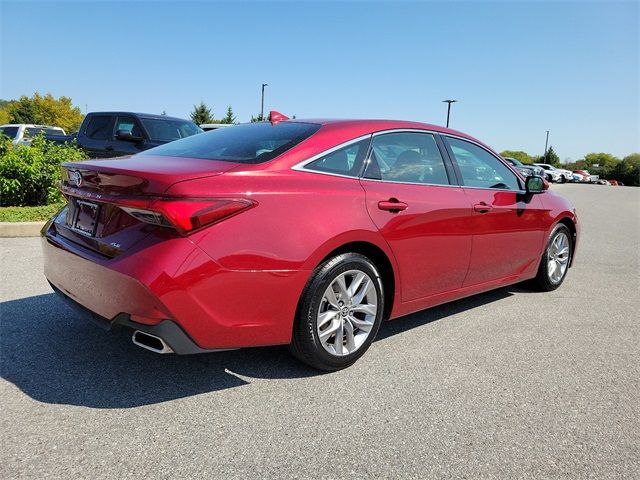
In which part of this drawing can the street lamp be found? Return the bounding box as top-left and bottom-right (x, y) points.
(261, 83), (268, 120)
(543, 130), (550, 163)
(442, 99), (457, 128)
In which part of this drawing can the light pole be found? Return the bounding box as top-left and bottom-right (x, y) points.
(261, 83), (268, 120)
(543, 130), (550, 163)
(442, 99), (457, 128)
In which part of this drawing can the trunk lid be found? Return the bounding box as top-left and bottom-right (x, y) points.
(62, 155), (239, 196)
(54, 155), (240, 257)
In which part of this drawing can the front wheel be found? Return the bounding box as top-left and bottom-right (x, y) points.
(531, 224), (572, 291)
(289, 253), (384, 371)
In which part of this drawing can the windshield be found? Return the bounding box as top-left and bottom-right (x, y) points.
(506, 157), (523, 166)
(139, 118), (203, 142)
(140, 122), (321, 163)
(0, 126), (19, 139)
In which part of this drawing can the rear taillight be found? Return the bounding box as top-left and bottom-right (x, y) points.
(119, 198), (256, 234)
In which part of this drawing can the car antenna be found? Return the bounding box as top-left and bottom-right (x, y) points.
(269, 111), (289, 125)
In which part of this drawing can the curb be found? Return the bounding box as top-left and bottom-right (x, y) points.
(0, 221), (46, 237)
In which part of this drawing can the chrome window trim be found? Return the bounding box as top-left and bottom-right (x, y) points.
(359, 177), (462, 189)
(291, 134), (372, 177)
(291, 128), (526, 192)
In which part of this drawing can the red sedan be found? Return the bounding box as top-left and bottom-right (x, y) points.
(42, 114), (579, 370)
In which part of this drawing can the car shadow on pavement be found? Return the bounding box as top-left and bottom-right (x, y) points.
(1, 286), (520, 409)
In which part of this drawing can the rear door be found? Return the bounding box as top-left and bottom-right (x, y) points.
(80, 115), (115, 157)
(359, 131), (473, 302)
(443, 136), (546, 286)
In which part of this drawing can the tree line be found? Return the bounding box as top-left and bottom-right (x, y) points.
(1, 93), (637, 186)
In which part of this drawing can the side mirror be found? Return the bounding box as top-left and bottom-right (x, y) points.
(115, 129), (143, 143)
(525, 175), (548, 193)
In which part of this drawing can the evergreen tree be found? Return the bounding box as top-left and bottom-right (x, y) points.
(221, 105), (236, 124)
(543, 146), (560, 167)
(190, 102), (214, 124)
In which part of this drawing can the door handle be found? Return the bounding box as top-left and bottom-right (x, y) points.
(378, 199), (408, 212)
(473, 202), (493, 213)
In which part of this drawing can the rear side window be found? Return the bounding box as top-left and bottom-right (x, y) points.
(304, 138), (370, 177)
(1, 127), (19, 139)
(141, 122), (321, 163)
(85, 115), (113, 140)
(363, 132), (451, 185)
(447, 137), (520, 190)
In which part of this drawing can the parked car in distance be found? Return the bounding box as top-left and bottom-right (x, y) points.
(42, 113), (579, 371)
(0, 124), (66, 145)
(608, 180), (619, 186)
(503, 157), (545, 178)
(533, 163), (573, 183)
(572, 170), (599, 183)
(200, 123), (233, 132)
(48, 112), (202, 157)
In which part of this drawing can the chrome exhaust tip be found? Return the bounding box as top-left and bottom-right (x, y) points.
(132, 330), (174, 354)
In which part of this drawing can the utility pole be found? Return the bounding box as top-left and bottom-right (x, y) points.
(442, 99), (457, 128)
(261, 83), (268, 120)
(544, 130), (550, 163)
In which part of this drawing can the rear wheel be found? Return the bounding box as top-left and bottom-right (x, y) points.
(289, 253), (384, 371)
(531, 224), (572, 291)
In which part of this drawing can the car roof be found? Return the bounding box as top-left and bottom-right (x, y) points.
(0, 124), (63, 128)
(88, 112), (193, 122)
(282, 118), (488, 147)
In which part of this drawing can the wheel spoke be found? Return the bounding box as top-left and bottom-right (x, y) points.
(324, 286), (340, 309)
(343, 321), (356, 353)
(348, 272), (366, 297)
(352, 278), (374, 306)
(317, 310), (337, 330)
(350, 303), (377, 316)
(334, 275), (349, 301)
(333, 322), (344, 355)
(319, 318), (341, 342)
(349, 315), (374, 333)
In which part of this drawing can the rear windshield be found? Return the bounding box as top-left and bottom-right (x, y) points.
(140, 122), (321, 163)
(1, 127), (19, 139)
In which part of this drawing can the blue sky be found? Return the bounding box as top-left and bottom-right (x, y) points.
(1, 0), (638, 161)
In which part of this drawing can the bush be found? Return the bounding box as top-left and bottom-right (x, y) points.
(0, 136), (87, 206)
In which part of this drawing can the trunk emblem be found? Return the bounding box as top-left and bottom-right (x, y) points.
(70, 170), (83, 187)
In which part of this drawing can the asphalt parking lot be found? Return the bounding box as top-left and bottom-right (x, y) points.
(1, 184), (639, 479)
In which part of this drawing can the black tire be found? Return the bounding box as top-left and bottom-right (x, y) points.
(531, 224), (573, 291)
(289, 253), (384, 371)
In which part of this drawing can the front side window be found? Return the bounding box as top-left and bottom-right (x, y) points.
(447, 137), (520, 190)
(304, 138), (370, 176)
(114, 116), (143, 139)
(363, 132), (450, 185)
(141, 122), (321, 163)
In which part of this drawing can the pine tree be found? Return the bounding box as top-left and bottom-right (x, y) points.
(544, 146), (561, 167)
(190, 102), (214, 124)
(221, 105), (236, 124)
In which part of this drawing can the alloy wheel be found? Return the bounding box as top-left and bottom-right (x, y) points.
(547, 231), (570, 284)
(316, 270), (378, 356)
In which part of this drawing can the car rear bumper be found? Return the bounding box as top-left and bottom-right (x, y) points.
(49, 282), (224, 354)
(42, 219), (310, 351)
